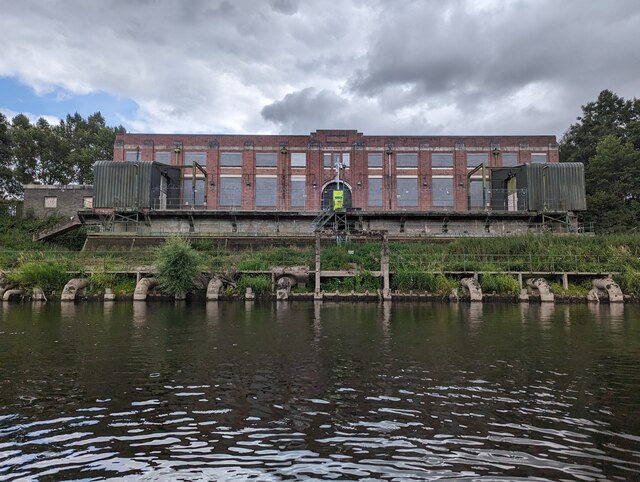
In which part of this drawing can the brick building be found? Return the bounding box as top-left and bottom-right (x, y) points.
(23, 184), (93, 218)
(114, 130), (559, 212)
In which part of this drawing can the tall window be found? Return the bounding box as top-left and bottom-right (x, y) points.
(185, 151), (206, 166)
(396, 177), (418, 207)
(182, 178), (206, 206)
(469, 179), (484, 209)
(256, 152), (278, 167)
(368, 153), (383, 168)
(219, 177), (242, 206)
(291, 153), (306, 167)
(502, 153), (518, 167)
(396, 153), (418, 168)
(432, 177), (454, 207)
(220, 152), (243, 167)
(291, 176), (306, 207)
(467, 153), (488, 168)
(432, 153), (453, 168)
(368, 177), (383, 207)
(155, 151), (171, 165)
(255, 177), (277, 207)
(531, 153), (547, 163)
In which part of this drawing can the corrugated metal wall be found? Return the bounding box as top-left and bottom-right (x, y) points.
(93, 161), (181, 209)
(525, 163), (586, 211)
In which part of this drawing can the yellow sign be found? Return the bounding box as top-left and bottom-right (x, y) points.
(333, 190), (344, 210)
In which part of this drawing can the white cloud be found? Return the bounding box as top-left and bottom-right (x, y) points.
(1, 0), (639, 137)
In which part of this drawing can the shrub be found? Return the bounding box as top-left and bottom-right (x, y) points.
(480, 273), (520, 296)
(113, 277), (137, 295)
(7, 260), (75, 293)
(615, 271), (640, 298)
(154, 237), (203, 296)
(236, 274), (272, 295)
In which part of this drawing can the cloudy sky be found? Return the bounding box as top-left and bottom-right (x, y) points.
(1, 0), (639, 138)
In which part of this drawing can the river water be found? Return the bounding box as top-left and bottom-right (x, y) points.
(0, 301), (639, 481)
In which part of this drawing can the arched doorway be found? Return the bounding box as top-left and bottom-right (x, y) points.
(321, 181), (353, 210)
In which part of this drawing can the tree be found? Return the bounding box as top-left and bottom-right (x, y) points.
(584, 135), (640, 232)
(0, 113), (21, 199)
(560, 90), (640, 166)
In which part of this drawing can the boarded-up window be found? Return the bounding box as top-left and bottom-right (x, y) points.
(467, 153), (488, 168)
(256, 152), (277, 167)
(83, 196), (93, 209)
(502, 153), (518, 167)
(220, 152), (243, 167)
(342, 153), (350, 167)
(255, 177), (277, 207)
(432, 178), (454, 207)
(397, 153), (418, 168)
(291, 177), (306, 207)
(125, 150), (139, 162)
(44, 196), (57, 208)
(396, 177), (418, 207)
(291, 153), (306, 167)
(323, 153), (332, 168)
(185, 151), (207, 166)
(368, 177), (383, 207)
(432, 153), (453, 167)
(183, 178), (206, 206)
(531, 153), (547, 163)
(155, 151), (171, 165)
(368, 153), (383, 168)
(219, 177), (242, 206)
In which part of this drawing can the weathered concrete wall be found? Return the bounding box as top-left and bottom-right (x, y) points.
(23, 184), (93, 219)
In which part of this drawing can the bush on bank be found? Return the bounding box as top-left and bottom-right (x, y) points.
(154, 238), (203, 297)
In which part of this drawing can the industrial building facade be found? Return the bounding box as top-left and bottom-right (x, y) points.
(114, 130), (559, 212)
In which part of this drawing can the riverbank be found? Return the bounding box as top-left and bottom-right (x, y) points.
(2, 216), (640, 302)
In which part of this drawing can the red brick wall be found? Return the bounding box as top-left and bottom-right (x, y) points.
(114, 131), (559, 212)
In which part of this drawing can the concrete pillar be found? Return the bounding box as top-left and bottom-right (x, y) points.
(562, 273), (569, 290)
(314, 233), (322, 300)
(381, 233), (391, 301)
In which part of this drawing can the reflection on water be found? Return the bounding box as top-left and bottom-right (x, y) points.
(0, 302), (639, 480)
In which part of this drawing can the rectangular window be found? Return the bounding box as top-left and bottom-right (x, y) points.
(256, 152), (278, 167)
(397, 153), (418, 168)
(83, 196), (93, 209)
(502, 153), (518, 167)
(219, 177), (242, 206)
(155, 151), (171, 165)
(531, 153), (547, 163)
(368, 177), (383, 207)
(220, 152), (243, 167)
(342, 153), (350, 168)
(467, 153), (488, 168)
(291, 153), (306, 167)
(368, 153), (383, 168)
(432, 153), (453, 168)
(396, 177), (418, 207)
(323, 153), (332, 168)
(125, 150), (140, 162)
(185, 151), (207, 166)
(432, 178), (454, 207)
(182, 178), (206, 206)
(291, 177), (306, 207)
(469, 180), (484, 209)
(44, 196), (57, 208)
(255, 177), (277, 207)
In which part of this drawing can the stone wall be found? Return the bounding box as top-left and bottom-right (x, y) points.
(23, 184), (93, 219)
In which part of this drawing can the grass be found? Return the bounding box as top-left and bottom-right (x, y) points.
(236, 274), (272, 295)
(6, 259), (80, 293)
(479, 274), (520, 296)
(322, 271), (381, 293)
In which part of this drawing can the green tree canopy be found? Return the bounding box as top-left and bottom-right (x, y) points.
(0, 111), (124, 199)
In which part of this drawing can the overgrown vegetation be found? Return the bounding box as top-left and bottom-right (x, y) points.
(479, 274), (520, 296)
(549, 280), (592, 297)
(236, 274), (272, 296)
(322, 271), (380, 293)
(391, 271), (458, 294)
(154, 238), (202, 296)
(6, 259), (78, 293)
